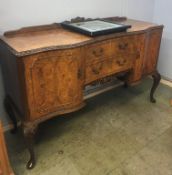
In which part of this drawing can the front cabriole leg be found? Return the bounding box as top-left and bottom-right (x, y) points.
(23, 122), (38, 169)
(150, 71), (161, 103)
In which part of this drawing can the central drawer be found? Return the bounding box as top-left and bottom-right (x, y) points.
(85, 55), (134, 84)
(85, 35), (139, 66)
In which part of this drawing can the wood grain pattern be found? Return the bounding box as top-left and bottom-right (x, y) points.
(1, 25), (91, 53)
(85, 40), (112, 65)
(143, 28), (163, 75)
(0, 17), (163, 169)
(22, 48), (85, 120)
(0, 18), (163, 57)
(127, 34), (146, 83)
(85, 56), (133, 84)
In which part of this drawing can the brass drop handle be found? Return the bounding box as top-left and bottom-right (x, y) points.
(116, 58), (127, 66)
(92, 48), (104, 57)
(92, 63), (103, 75)
(118, 43), (128, 50)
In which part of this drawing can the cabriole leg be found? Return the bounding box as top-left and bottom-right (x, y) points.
(23, 123), (38, 169)
(150, 71), (161, 103)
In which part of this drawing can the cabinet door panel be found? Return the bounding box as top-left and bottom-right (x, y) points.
(143, 28), (163, 75)
(127, 34), (146, 83)
(24, 49), (84, 120)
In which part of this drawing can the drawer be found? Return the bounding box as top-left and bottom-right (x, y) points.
(85, 55), (133, 84)
(85, 41), (112, 65)
(111, 35), (138, 56)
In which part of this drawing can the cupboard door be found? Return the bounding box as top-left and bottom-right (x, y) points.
(143, 28), (163, 75)
(127, 34), (146, 83)
(23, 49), (84, 120)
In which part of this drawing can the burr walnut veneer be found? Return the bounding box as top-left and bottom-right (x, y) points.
(0, 17), (163, 169)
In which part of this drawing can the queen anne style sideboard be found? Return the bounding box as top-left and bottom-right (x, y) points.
(0, 17), (163, 169)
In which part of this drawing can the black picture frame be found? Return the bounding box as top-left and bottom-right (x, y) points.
(61, 19), (131, 37)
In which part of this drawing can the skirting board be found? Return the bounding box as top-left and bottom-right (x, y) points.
(2, 78), (172, 132)
(161, 79), (172, 88)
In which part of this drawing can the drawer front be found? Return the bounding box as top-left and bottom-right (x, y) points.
(85, 55), (133, 84)
(111, 35), (138, 56)
(86, 41), (112, 65)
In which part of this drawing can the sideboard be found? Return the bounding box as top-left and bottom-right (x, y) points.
(0, 17), (163, 169)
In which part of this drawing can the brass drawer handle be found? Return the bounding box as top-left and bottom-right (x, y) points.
(118, 43), (128, 50)
(116, 59), (127, 66)
(91, 63), (103, 75)
(92, 48), (104, 57)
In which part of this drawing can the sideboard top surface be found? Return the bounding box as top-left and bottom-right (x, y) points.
(0, 18), (162, 56)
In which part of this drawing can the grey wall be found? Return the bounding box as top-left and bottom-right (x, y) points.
(0, 0), (155, 127)
(153, 0), (172, 81)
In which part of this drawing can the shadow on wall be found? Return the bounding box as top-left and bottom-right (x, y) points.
(0, 66), (10, 126)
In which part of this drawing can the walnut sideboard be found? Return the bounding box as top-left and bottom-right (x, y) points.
(0, 17), (163, 169)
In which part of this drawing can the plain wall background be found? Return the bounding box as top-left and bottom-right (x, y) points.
(0, 0), (155, 127)
(0, 0), (155, 34)
(153, 0), (172, 81)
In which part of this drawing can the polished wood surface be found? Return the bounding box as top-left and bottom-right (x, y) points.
(23, 48), (85, 120)
(0, 122), (14, 175)
(2, 25), (91, 53)
(0, 17), (163, 169)
(1, 19), (161, 56)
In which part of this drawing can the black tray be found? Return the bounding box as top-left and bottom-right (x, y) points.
(61, 19), (131, 37)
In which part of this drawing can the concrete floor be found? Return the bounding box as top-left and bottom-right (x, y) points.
(5, 78), (172, 175)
